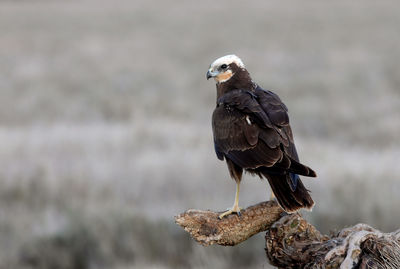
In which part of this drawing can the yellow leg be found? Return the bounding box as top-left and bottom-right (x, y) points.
(270, 188), (275, 200)
(219, 181), (242, 219)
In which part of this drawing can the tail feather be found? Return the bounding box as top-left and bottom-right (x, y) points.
(260, 169), (314, 212)
(288, 172), (299, 191)
(288, 158), (317, 177)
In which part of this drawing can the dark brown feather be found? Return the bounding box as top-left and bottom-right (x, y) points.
(225, 158), (243, 183)
(261, 173), (314, 213)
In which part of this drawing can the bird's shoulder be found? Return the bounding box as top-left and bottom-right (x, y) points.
(214, 85), (290, 128)
(216, 89), (258, 109)
(254, 86), (290, 127)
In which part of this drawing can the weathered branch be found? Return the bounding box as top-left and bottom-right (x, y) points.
(175, 201), (400, 268)
(175, 200), (283, 246)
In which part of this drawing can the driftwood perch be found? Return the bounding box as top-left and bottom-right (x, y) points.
(175, 201), (283, 246)
(175, 200), (400, 268)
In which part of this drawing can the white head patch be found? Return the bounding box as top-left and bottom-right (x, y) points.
(210, 54), (245, 70)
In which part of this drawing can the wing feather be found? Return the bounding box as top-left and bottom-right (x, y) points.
(212, 87), (313, 176)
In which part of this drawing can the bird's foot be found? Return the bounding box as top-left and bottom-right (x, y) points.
(218, 206), (242, 219)
(269, 190), (276, 201)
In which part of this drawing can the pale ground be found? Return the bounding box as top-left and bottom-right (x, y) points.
(0, 0), (399, 268)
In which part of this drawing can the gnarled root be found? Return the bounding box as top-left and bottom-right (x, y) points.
(266, 214), (400, 269)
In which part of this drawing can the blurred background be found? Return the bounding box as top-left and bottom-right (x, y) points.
(1, 0), (399, 268)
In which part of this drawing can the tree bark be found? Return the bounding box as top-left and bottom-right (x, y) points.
(175, 200), (400, 268)
(175, 201), (283, 246)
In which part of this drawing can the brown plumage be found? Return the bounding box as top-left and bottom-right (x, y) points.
(207, 55), (316, 217)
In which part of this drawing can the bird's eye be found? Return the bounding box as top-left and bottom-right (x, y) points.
(220, 64), (228, 69)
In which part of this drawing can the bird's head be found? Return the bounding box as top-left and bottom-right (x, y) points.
(206, 54), (245, 83)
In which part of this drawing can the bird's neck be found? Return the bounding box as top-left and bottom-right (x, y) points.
(216, 69), (254, 99)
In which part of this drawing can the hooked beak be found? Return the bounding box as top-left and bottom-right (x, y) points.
(206, 69), (218, 80)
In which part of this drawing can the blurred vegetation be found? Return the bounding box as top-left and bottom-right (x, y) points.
(0, 0), (399, 268)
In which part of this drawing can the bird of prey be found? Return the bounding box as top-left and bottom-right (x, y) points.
(206, 55), (316, 219)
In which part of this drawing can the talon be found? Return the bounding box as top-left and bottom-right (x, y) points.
(218, 209), (234, 219)
(218, 206), (242, 219)
(280, 211), (289, 218)
(218, 210), (231, 219)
